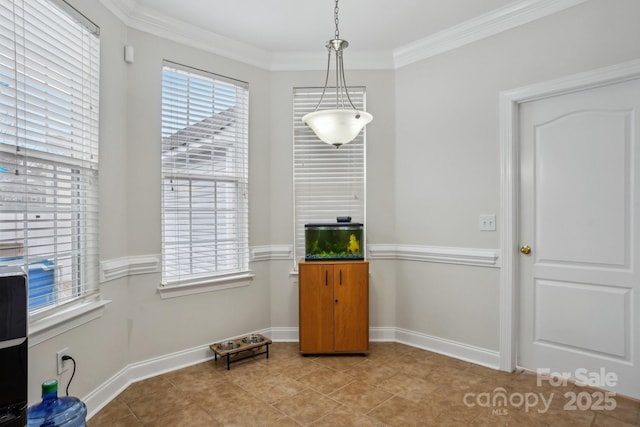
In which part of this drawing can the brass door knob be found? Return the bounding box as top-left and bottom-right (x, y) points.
(520, 245), (531, 255)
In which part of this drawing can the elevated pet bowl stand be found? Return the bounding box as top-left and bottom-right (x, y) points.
(209, 334), (272, 370)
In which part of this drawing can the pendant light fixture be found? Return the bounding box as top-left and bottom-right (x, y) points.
(302, 0), (373, 148)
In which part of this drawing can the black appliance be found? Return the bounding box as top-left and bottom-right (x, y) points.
(0, 267), (27, 427)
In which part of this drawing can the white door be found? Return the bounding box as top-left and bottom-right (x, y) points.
(518, 78), (640, 399)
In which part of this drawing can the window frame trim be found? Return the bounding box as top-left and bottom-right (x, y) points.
(157, 271), (254, 299)
(28, 298), (110, 346)
(0, 0), (101, 318)
(160, 61), (250, 286)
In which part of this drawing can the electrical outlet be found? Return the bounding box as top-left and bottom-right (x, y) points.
(56, 348), (69, 374)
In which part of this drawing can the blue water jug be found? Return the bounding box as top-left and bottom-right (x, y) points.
(27, 380), (87, 427)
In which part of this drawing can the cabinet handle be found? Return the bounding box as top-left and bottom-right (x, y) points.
(339, 270), (342, 285)
(325, 270), (328, 286)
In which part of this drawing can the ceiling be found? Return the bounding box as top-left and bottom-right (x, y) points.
(130, 0), (514, 53)
(98, 0), (586, 70)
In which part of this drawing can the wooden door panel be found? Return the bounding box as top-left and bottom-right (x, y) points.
(299, 264), (334, 352)
(334, 262), (369, 352)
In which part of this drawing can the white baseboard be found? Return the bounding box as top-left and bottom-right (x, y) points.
(369, 327), (396, 342)
(84, 326), (499, 419)
(266, 326), (397, 343)
(83, 365), (131, 418)
(395, 328), (500, 369)
(268, 326), (298, 342)
(84, 329), (269, 418)
(83, 344), (217, 418)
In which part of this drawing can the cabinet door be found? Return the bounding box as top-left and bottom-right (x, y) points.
(299, 263), (335, 353)
(334, 262), (369, 352)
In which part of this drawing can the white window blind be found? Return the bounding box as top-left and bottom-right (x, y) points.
(293, 87), (366, 263)
(161, 62), (249, 286)
(0, 0), (100, 312)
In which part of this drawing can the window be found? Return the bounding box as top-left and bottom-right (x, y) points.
(293, 87), (367, 263)
(0, 0), (100, 312)
(161, 62), (249, 286)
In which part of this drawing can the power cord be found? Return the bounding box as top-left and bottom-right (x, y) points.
(61, 355), (76, 396)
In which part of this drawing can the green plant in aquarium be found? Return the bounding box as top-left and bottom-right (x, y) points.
(347, 234), (360, 255)
(309, 240), (321, 255)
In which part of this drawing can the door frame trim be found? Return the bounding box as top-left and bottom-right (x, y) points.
(498, 58), (640, 371)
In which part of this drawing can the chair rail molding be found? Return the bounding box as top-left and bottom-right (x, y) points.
(367, 244), (500, 268)
(250, 245), (294, 262)
(100, 254), (161, 283)
(100, 246), (293, 283)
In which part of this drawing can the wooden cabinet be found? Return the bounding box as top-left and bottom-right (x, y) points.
(298, 260), (369, 354)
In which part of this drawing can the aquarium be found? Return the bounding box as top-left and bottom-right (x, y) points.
(305, 223), (364, 261)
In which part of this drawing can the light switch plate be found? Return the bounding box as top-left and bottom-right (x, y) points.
(479, 214), (496, 231)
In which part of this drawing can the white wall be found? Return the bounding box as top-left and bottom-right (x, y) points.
(123, 28), (273, 363)
(25, 0), (640, 410)
(27, 0), (274, 404)
(26, 0), (131, 404)
(393, 0), (640, 351)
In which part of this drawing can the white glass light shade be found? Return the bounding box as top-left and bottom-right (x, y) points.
(302, 109), (373, 147)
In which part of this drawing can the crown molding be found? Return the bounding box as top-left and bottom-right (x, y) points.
(126, 5), (272, 70)
(97, 0), (588, 70)
(97, 0), (136, 25)
(393, 0), (590, 68)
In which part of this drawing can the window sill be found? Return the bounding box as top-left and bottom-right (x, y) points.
(157, 272), (254, 299)
(28, 299), (111, 347)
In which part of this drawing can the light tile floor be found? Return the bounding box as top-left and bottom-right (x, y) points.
(88, 342), (640, 426)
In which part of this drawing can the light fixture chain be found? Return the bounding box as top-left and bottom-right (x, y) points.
(334, 0), (340, 40)
(301, 0), (372, 147)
